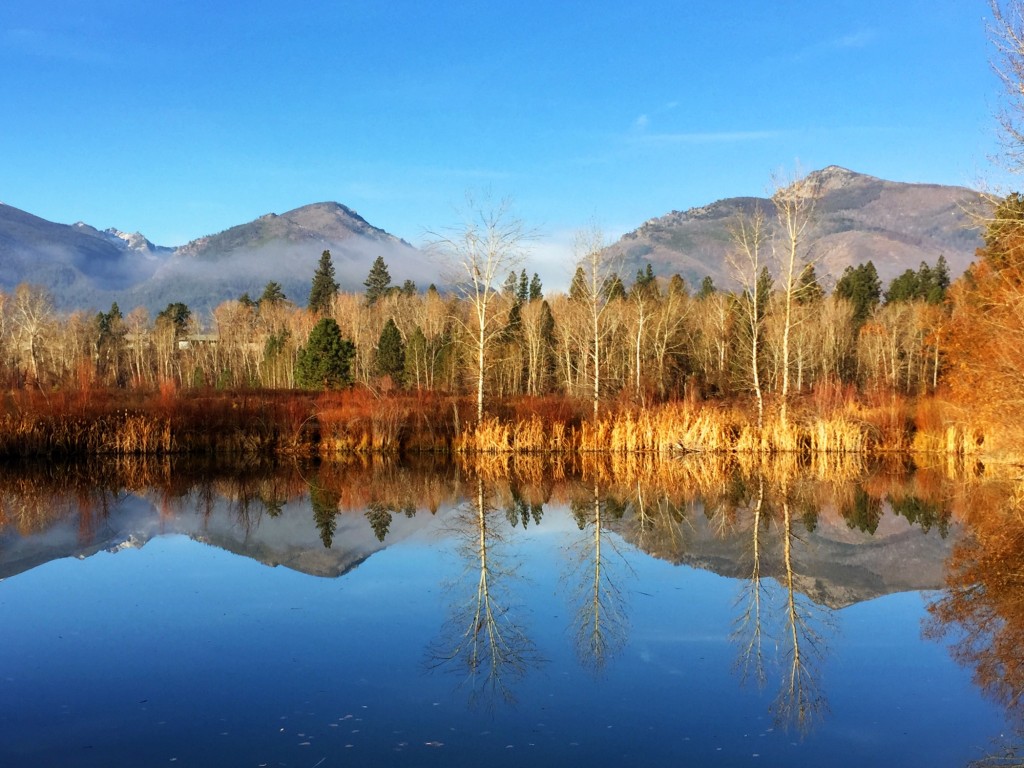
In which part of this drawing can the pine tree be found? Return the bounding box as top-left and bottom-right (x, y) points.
(375, 317), (406, 383)
(364, 256), (393, 305)
(503, 270), (518, 297)
(295, 317), (355, 389)
(835, 261), (881, 325)
(529, 272), (543, 301)
(365, 503), (393, 542)
(517, 269), (529, 304)
(309, 250), (339, 313)
(569, 266), (588, 300)
(259, 281), (287, 306)
(157, 302), (191, 338)
(696, 276), (716, 299)
(797, 264), (824, 304)
(601, 272), (626, 302)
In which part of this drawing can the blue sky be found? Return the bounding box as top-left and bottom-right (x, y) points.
(0, 0), (1004, 278)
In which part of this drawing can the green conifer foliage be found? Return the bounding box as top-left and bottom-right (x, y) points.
(364, 256), (393, 305)
(309, 250), (340, 313)
(569, 266), (588, 300)
(259, 281), (287, 306)
(295, 317), (355, 389)
(375, 317), (406, 383)
(835, 261), (881, 324)
(697, 276), (716, 299)
(529, 272), (543, 301)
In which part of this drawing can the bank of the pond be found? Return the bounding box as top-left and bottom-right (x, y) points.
(0, 386), (996, 460)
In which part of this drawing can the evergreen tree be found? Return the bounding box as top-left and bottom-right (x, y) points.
(157, 302), (191, 338)
(696, 276), (716, 299)
(539, 300), (557, 392)
(569, 265), (588, 300)
(925, 255), (950, 304)
(364, 256), (393, 305)
(365, 503), (393, 542)
(668, 274), (688, 298)
(259, 281), (287, 306)
(400, 279), (417, 296)
(309, 250), (340, 313)
(529, 272), (543, 301)
(601, 272), (626, 301)
(503, 270), (518, 297)
(238, 292), (256, 308)
(797, 264), (824, 304)
(835, 261), (881, 325)
(517, 269), (529, 304)
(310, 482), (340, 548)
(375, 317), (406, 383)
(295, 318), (355, 389)
(631, 263), (659, 299)
(885, 269), (921, 304)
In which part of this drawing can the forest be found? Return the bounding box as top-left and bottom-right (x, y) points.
(0, 184), (1019, 462)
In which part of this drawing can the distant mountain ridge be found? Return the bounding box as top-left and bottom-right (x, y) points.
(607, 166), (986, 290)
(0, 200), (431, 312)
(0, 167), (989, 311)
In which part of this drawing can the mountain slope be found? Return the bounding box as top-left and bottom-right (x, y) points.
(141, 201), (434, 312)
(608, 166), (985, 290)
(0, 202), (169, 304)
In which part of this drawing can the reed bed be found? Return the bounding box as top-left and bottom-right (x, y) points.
(0, 384), (1009, 460)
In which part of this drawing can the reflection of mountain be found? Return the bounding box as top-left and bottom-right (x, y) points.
(0, 493), (446, 581)
(618, 508), (953, 609)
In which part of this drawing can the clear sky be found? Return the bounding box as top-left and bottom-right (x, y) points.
(0, 0), (1005, 280)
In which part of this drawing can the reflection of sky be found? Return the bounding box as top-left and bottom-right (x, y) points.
(0, 508), (1008, 768)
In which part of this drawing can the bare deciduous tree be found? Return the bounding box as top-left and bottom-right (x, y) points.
(727, 207), (772, 431)
(430, 195), (530, 422)
(771, 169), (821, 426)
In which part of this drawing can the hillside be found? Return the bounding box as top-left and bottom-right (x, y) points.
(607, 166), (986, 290)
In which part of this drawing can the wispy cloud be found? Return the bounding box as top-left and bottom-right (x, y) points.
(789, 28), (879, 62)
(628, 130), (787, 146)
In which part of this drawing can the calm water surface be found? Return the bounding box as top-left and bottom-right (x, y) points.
(0, 457), (1017, 767)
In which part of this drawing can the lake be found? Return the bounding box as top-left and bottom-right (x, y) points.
(0, 455), (1019, 767)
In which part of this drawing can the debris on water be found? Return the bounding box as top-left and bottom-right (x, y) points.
(425, 741), (444, 748)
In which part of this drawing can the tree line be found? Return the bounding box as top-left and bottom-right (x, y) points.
(0, 225), (956, 420)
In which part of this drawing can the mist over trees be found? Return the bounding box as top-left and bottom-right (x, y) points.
(0, 231), (961, 424)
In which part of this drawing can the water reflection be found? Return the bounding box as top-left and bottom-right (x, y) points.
(0, 452), (1019, 758)
(926, 479), (1024, 764)
(567, 480), (632, 672)
(427, 476), (541, 707)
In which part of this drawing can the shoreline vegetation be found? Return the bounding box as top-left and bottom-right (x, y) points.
(3, 186), (1024, 465)
(0, 384), (989, 462)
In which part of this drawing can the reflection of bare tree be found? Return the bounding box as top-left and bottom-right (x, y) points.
(567, 481), (632, 673)
(428, 476), (540, 707)
(733, 473), (769, 689)
(772, 493), (830, 735)
(927, 487), (1024, 765)
(730, 472), (831, 736)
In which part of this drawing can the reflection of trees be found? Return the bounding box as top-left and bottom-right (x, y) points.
(567, 481), (632, 673)
(733, 474), (769, 688)
(428, 476), (540, 706)
(730, 471), (831, 736)
(927, 490), (1024, 762)
(309, 478), (340, 548)
(772, 491), (830, 735)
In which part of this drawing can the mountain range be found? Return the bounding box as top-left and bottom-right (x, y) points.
(607, 165), (986, 290)
(0, 200), (432, 312)
(0, 491), (954, 611)
(0, 167), (988, 312)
